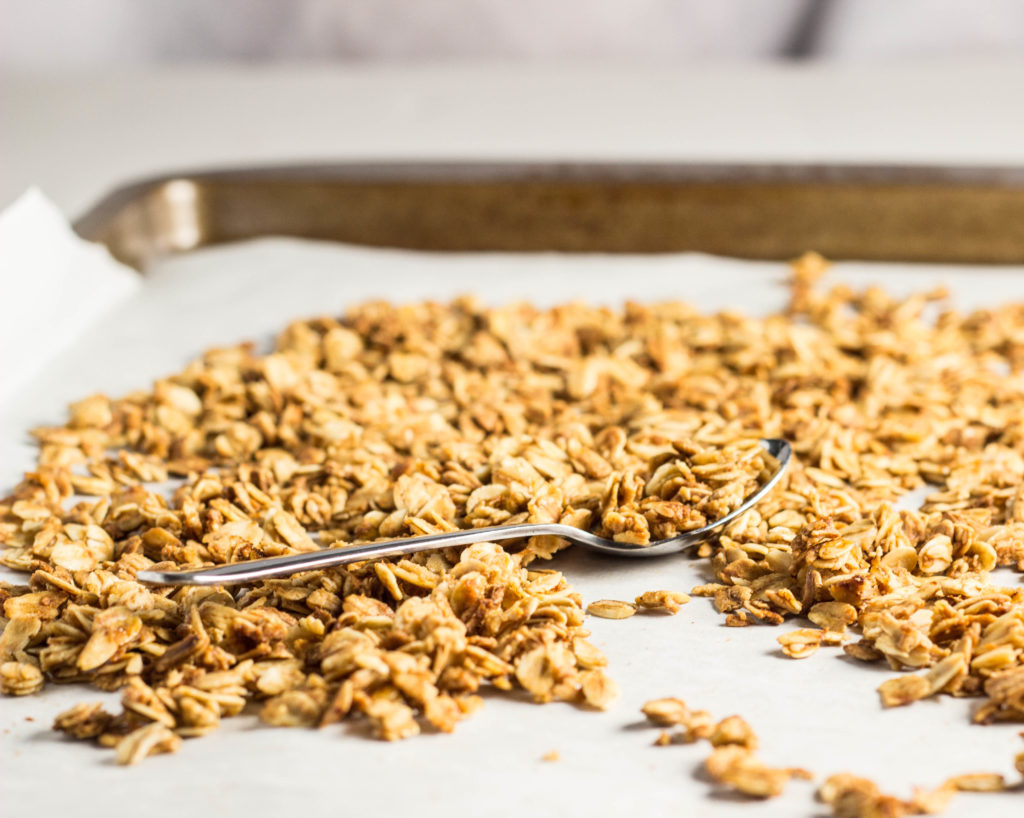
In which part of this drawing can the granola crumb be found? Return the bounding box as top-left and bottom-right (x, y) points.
(642, 698), (803, 799)
(635, 590), (690, 615)
(777, 629), (823, 659)
(586, 599), (638, 620)
(653, 731), (673, 746)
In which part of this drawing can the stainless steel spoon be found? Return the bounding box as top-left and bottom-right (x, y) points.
(137, 438), (791, 587)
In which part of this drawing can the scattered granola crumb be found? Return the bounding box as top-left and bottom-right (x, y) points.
(777, 629), (823, 659)
(819, 774), (887, 816)
(642, 698), (805, 799)
(818, 770), (1008, 818)
(709, 715), (758, 750)
(641, 697), (689, 726)
(541, 749), (560, 762)
(634, 590), (690, 614)
(878, 675), (931, 708)
(706, 745), (811, 799)
(586, 599), (638, 620)
(943, 772), (1005, 792)
(114, 723), (181, 766)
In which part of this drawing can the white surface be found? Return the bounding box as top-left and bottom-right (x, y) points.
(2, 241), (1023, 817)
(3, 60), (1024, 217)
(0, 189), (139, 408)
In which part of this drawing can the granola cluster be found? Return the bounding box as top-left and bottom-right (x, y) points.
(0, 289), (771, 762)
(817, 770), (1008, 817)
(2, 252), (1024, 798)
(689, 256), (1024, 733)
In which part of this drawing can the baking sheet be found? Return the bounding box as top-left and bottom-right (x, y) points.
(3, 241), (1024, 818)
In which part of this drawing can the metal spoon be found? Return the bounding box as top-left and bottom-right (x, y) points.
(137, 438), (791, 587)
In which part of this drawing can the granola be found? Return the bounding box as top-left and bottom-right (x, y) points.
(634, 590), (690, 614)
(817, 770), (1008, 818)
(642, 697), (810, 799)
(585, 599), (637, 619)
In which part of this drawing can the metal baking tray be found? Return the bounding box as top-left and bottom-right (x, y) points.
(73, 163), (1024, 270)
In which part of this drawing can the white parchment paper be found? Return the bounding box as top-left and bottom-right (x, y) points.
(0, 189), (140, 407)
(3, 238), (1024, 818)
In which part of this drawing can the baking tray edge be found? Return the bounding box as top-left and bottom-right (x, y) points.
(73, 162), (1024, 270)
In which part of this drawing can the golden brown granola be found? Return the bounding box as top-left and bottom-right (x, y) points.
(818, 773), (918, 818)
(585, 599), (638, 619)
(943, 772), (1006, 792)
(817, 770), (1009, 818)
(0, 293), (772, 763)
(776, 627), (824, 659)
(634, 589), (690, 614)
(705, 746), (812, 799)
(641, 696), (690, 726)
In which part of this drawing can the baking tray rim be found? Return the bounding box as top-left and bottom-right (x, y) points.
(72, 160), (1024, 271)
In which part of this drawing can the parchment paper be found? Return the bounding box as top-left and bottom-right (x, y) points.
(3, 239), (1023, 818)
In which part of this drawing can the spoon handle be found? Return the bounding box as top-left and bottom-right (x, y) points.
(136, 521), (576, 586)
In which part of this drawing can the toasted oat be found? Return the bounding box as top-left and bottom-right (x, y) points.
(817, 770), (1007, 818)
(709, 715), (758, 750)
(52, 702), (113, 739)
(634, 590), (690, 614)
(114, 723), (181, 766)
(777, 628), (823, 659)
(680, 709), (717, 743)
(641, 697), (690, 726)
(844, 641), (884, 663)
(571, 637), (608, 669)
(705, 745), (810, 799)
(878, 675), (931, 708)
(817, 773), (952, 818)
(586, 599), (638, 620)
(817, 774), (898, 817)
(910, 784), (957, 815)
(943, 772), (1006, 792)
(808, 601), (857, 633)
(541, 749), (560, 762)
(579, 669), (620, 710)
(0, 661), (43, 696)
